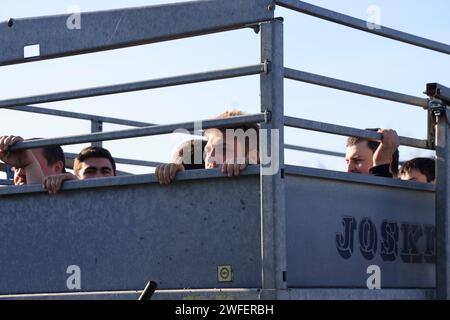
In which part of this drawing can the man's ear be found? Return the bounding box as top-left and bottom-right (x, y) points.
(52, 160), (64, 174)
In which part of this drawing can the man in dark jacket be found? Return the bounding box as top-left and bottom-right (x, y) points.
(345, 129), (400, 178)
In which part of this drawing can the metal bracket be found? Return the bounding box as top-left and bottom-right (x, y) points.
(264, 109), (272, 123)
(425, 83), (450, 149)
(263, 59), (272, 74)
(426, 83), (450, 106)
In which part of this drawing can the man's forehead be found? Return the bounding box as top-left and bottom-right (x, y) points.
(204, 128), (223, 138)
(79, 157), (113, 168)
(346, 141), (372, 157)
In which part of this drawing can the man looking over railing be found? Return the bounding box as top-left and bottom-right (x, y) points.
(0, 135), (66, 186)
(399, 157), (435, 183)
(345, 129), (400, 178)
(155, 110), (260, 184)
(42, 146), (116, 194)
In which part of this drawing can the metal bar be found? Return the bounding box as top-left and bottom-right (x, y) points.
(433, 102), (450, 299)
(0, 166), (261, 196)
(0, 180), (13, 186)
(91, 120), (103, 148)
(427, 83), (450, 105)
(9, 113), (266, 150)
(284, 165), (436, 192)
(285, 144), (345, 158)
(259, 19), (286, 298)
(0, 64), (267, 109)
(0, 0), (275, 66)
(5, 165), (14, 180)
(64, 156), (133, 175)
(284, 116), (430, 149)
(65, 153), (164, 168)
(276, 0), (450, 55)
(285, 68), (428, 108)
(286, 288), (435, 300)
(6, 105), (156, 127)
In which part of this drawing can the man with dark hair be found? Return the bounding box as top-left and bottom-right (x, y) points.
(43, 146), (116, 194)
(73, 146), (116, 178)
(345, 129), (400, 177)
(0, 135), (66, 185)
(399, 157), (435, 183)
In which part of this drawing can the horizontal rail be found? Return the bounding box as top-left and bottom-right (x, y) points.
(9, 113), (266, 150)
(427, 83), (450, 105)
(284, 68), (428, 108)
(65, 152), (164, 168)
(0, 0), (274, 66)
(285, 144), (345, 158)
(285, 165), (436, 192)
(284, 116), (431, 149)
(0, 63), (267, 109)
(276, 0), (450, 55)
(0, 166), (261, 196)
(6, 106), (155, 127)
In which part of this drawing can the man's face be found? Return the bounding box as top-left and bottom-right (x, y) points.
(345, 141), (374, 174)
(13, 148), (61, 185)
(400, 169), (429, 183)
(76, 157), (114, 179)
(204, 129), (246, 169)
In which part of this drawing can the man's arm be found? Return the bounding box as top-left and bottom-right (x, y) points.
(155, 163), (185, 185)
(42, 173), (77, 194)
(0, 135), (44, 184)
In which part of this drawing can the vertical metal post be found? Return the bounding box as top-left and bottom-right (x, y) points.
(435, 104), (450, 300)
(91, 119), (103, 148)
(259, 18), (286, 299)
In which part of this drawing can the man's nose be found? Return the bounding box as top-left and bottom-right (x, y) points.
(346, 162), (354, 173)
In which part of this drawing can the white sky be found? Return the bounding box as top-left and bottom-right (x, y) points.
(0, 0), (449, 178)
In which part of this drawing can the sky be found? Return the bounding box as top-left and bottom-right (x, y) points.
(0, 0), (449, 179)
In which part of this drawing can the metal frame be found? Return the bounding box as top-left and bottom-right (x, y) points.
(0, 64), (267, 109)
(284, 116), (430, 149)
(0, 0), (449, 300)
(276, 0), (450, 55)
(426, 85), (450, 300)
(8, 113), (266, 150)
(0, 0), (275, 66)
(259, 19), (286, 299)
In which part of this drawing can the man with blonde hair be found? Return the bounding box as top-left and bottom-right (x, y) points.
(155, 110), (260, 184)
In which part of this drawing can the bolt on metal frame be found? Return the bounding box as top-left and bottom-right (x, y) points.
(0, 0), (449, 299)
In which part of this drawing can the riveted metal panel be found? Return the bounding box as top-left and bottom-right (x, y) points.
(285, 167), (435, 288)
(0, 173), (261, 294)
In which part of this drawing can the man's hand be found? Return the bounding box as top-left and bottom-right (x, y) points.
(220, 158), (247, 177)
(372, 129), (400, 167)
(155, 163), (184, 185)
(42, 173), (77, 194)
(0, 135), (33, 168)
